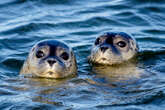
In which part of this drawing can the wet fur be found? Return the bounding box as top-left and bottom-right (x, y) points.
(89, 32), (139, 65)
(20, 40), (77, 79)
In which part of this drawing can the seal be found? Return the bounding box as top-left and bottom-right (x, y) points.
(88, 32), (139, 65)
(20, 39), (77, 79)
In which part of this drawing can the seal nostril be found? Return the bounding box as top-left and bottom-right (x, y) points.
(100, 47), (108, 52)
(47, 60), (56, 66)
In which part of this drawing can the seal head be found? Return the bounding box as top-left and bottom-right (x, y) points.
(89, 32), (139, 65)
(20, 39), (77, 78)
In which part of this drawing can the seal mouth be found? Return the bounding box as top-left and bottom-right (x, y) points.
(101, 58), (107, 61)
(95, 57), (109, 64)
(48, 71), (54, 75)
(45, 71), (64, 78)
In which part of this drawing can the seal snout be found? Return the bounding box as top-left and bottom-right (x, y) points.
(100, 46), (108, 53)
(47, 59), (57, 67)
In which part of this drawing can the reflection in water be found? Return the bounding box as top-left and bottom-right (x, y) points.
(3, 76), (74, 106)
(23, 76), (69, 87)
(0, 0), (165, 109)
(92, 60), (144, 82)
(30, 78), (65, 106)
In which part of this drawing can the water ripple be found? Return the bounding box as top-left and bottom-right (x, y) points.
(0, 0), (165, 109)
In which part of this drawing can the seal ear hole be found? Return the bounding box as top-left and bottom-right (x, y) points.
(71, 51), (74, 57)
(60, 52), (69, 61)
(36, 50), (45, 58)
(117, 41), (127, 48)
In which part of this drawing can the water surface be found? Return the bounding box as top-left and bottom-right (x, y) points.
(0, 0), (165, 110)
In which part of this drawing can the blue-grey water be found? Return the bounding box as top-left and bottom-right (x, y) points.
(0, 0), (165, 110)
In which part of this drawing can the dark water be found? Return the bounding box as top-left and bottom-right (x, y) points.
(0, 0), (165, 110)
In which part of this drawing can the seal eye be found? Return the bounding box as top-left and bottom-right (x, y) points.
(95, 38), (101, 45)
(117, 41), (127, 48)
(36, 50), (45, 58)
(60, 52), (69, 60)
